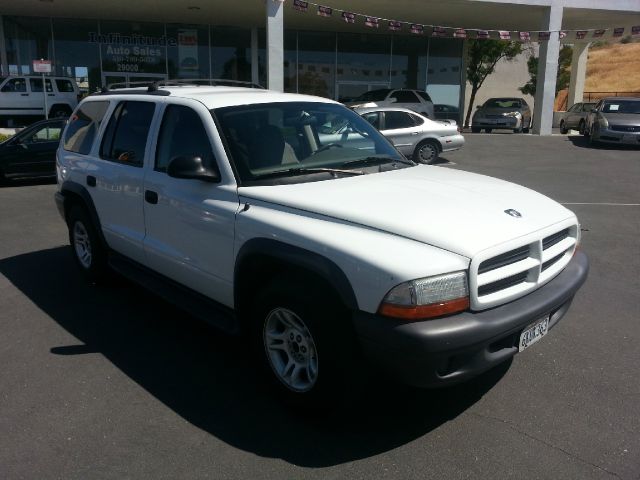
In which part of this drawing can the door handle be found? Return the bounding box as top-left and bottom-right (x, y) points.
(86, 175), (96, 187)
(145, 190), (158, 204)
(21, 93), (29, 96)
(411, 132), (419, 135)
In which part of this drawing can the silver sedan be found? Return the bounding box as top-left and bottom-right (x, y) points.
(354, 107), (464, 164)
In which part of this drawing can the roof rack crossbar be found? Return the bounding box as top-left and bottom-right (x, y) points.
(93, 78), (265, 97)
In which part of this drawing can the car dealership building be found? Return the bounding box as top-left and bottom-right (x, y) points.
(0, 0), (638, 134)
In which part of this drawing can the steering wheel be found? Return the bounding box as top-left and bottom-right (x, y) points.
(314, 143), (344, 154)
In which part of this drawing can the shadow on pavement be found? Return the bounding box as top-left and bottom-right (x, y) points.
(566, 134), (640, 151)
(0, 176), (56, 188)
(0, 246), (511, 467)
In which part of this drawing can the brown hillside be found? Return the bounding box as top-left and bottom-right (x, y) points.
(585, 42), (640, 93)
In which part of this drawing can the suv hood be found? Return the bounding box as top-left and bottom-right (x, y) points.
(238, 166), (575, 258)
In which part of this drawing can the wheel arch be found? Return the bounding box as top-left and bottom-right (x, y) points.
(59, 180), (108, 247)
(234, 238), (359, 317)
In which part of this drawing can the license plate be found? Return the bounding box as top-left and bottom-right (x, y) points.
(622, 134), (638, 143)
(519, 316), (549, 352)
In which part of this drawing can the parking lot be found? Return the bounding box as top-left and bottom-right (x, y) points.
(0, 133), (638, 480)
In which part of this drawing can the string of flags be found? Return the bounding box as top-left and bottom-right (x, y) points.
(291, 0), (640, 41)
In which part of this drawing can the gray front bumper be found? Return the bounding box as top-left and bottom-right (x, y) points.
(352, 251), (589, 388)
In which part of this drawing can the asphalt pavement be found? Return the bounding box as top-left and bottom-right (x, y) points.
(1, 133), (639, 479)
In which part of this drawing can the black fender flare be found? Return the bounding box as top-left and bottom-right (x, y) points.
(234, 238), (359, 311)
(59, 180), (108, 247)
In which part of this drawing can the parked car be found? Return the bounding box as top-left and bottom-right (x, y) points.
(354, 107), (464, 164)
(0, 117), (66, 183)
(55, 83), (588, 409)
(345, 88), (435, 119)
(0, 75), (79, 119)
(434, 104), (460, 122)
(585, 97), (640, 146)
(472, 97), (532, 133)
(559, 102), (596, 134)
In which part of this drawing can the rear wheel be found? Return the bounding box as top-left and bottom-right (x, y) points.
(67, 205), (108, 283)
(251, 275), (360, 410)
(560, 120), (568, 134)
(414, 140), (440, 164)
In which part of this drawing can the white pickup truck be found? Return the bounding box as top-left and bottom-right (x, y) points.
(55, 83), (589, 408)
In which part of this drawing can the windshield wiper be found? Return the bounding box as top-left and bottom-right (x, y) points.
(251, 167), (364, 180)
(342, 155), (414, 167)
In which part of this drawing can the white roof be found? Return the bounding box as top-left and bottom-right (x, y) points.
(92, 86), (340, 109)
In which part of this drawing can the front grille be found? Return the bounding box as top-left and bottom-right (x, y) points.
(479, 245), (530, 274)
(543, 228), (569, 250)
(610, 125), (640, 132)
(485, 114), (503, 119)
(471, 224), (578, 310)
(478, 271), (528, 297)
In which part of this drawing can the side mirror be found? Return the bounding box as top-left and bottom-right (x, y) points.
(591, 108), (597, 113)
(167, 156), (220, 183)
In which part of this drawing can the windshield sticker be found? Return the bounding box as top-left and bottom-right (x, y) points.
(609, 104), (620, 111)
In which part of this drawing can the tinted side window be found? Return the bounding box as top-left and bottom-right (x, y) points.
(384, 111), (416, 130)
(361, 112), (381, 129)
(391, 91), (420, 103)
(63, 101), (110, 154)
(55, 79), (75, 92)
(416, 91), (432, 103)
(155, 105), (216, 174)
(100, 101), (155, 166)
(409, 113), (425, 125)
(29, 78), (53, 92)
(567, 104), (580, 113)
(1, 78), (27, 92)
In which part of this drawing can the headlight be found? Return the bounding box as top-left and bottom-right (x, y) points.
(378, 271), (470, 320)
(598, 116), (608, 127)
(503, 111), (522, 118)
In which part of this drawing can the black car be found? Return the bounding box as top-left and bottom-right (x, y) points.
(0, 118), (66, 183)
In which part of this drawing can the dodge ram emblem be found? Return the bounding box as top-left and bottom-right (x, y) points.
(504, 209), (522, 218)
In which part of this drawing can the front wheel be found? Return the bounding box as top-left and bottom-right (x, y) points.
(251, 275), (359, 410)
(579, 120), (588, 136)
(413, 140), (440, 164)
(67, 205), (108, 283)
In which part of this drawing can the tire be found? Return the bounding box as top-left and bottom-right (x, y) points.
(250, 274), (360, 410)
(471, 127), (481, 133)
(413, 140), (440, 164)
(579, 120), (588, 136)
(560, 121), (568, 134)
(513, 126), (523, 134)
(49, 105), (71, 118)
(485, 128), (493, 133)
(67, 205), (109, 283)
(588, 126), (600, 147)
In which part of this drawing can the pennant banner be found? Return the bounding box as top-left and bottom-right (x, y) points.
(453, 29), (467, 39)
(290, 2), (631, 43)
(293, 0), (308, 12)
(342, 11), (355, 23)
(388, 20), (402, 32)
(365, 17), (380, 28)
(317, 5), (332, 17)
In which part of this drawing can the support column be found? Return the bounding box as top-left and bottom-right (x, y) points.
(567, 42), (589, 108)
(532, 5), (563, 135)
(0, 16), (9, 76)
(266, 0), (284, 92)
(250, 27), (259, 86)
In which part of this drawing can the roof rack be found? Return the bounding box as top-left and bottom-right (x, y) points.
(94, 78), (265, 96)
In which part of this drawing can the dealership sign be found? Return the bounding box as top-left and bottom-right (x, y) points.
(89, 32), (175, 74)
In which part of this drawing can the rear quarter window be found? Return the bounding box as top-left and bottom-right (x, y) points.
(55, 79), (75, 93)
(63, 101), (110, 154)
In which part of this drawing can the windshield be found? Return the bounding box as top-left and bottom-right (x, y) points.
(354, 89), (391, 102)
(602, 100), (640, 114)
(213, 101), (408, 185)
(483, 99), (522, 109)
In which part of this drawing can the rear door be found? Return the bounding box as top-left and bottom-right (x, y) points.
(380, 110), (423, 155)
(29, 78), (55, 115)
(143, 100), (238, 306)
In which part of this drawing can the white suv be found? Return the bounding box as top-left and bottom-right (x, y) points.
(0, 75), (79, 118)
(55, 84), (588, 408)
(346, 88), (435, 119)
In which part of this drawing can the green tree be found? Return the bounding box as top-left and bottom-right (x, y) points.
(520, 45), (573, 97)
(464, 39), (523, 127)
